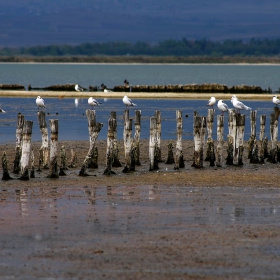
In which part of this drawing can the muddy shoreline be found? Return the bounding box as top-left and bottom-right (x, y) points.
(1, 139), (280, 279)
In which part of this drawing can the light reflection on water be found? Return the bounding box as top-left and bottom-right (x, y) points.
(0, 97), (275, 142)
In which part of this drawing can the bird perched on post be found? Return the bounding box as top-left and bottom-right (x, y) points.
(207, 96), (216, 108)
(217, 100), (229, 115)
(0, 104), (6, 113)
(123, 96), (137, 108)
(88, 97), (102, 107)
(231, 95), (251, 113)
(36, 96), (46, 110)
(272, 95), (280, 106)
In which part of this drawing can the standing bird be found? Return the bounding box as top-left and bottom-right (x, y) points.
(75, 84), (84, 92)
(272, 95), (280, 106)
(88, 97), (102, 107)
(104, 87), (113, 93)
(123, 96), (137, 108)
(36, 96), (46, 110)
(217, 100), (229, 115)
(0, 104), (6, 113)
(207, 96), (216, 108)
(231, 95), (251, 113)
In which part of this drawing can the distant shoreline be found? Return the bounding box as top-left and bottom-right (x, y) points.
(0, 90), (274, 100)
(1, 55), (280, 64)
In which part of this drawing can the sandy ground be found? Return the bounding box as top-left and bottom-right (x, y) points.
(1, 139), (280, 279)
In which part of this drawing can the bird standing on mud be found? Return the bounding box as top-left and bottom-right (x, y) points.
(272, 95), (280, 106)
(231, 95), (251, 113)
(88, 97), (102, 107)
(217, 100), (229, 115)
(36, 96), (46, 110)
(123, 96), (137, 108)
(207, 96), (216, 109)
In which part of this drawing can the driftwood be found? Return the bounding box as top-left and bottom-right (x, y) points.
(37, 111), (49, 170)
(134, 110), (141, 166)
(13, 113), (24, 173)
(19, 120), (33, 180)
(174, 110), (184, 170)
(216, 115), (224, 167)
(47, 119), (59, 178)
(2, 152), (13, 180)
(79, 110), (103, 176)
(192, 112), (206, 168)
(149, 117), (159, 171)
(123, 110), (133, 172)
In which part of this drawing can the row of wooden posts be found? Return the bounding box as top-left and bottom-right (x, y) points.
(2, 107), (280, 180)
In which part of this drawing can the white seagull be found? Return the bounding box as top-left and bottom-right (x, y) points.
(217, 100), (229, 115)
(104, 88), (113, 93)
(207, 96), (216, 108)
(123, 96), (137, 108)
(36, 96), (46, 110)
(272, 95), (280, 106)
(75, 84), (84, 92)
(88, 97), (102, 107)
(0, 104), (6, 113)
(231, 95), (251, 113)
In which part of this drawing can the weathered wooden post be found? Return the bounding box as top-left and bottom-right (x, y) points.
(79, 110), (103, 176)
(59, 145), (67, 176)
(226, 110), (235, 165)
(30, 149), (35, 178)
(192, 112), (206, 168)
(234, 114), (245, 166)
(2, 152), (13, 180)
(19, 120), (33, 180)
(205, 109), (215, 166)
(110, 112), (122, 168)
(216, 115), (224, 167)
(268, 109), (279, 163)
(248, 110), (257, 161)
(37, 111), (49, 170)
(68, 149), (78, 168)
(13, 113), (24, 173)
(123, 110), (133, 172)
(165, 142), (175, 164)
(259, 115), (266, 164)
(47, 119), (59, 178)
(155, 110), (162, 162)
(104, 118), (117, 175)
(134, 110), (141, 166)
(174, 110), (184, 170)
(149, 116), (159, 171)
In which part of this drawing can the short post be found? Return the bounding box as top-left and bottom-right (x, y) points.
(155, 110), (162, 162)
(30, 149), (35, 178)
(19, 120), (33, 180)
(268, 110), (279, 163)
(13, 113), (24, 173)
(192, 112), (206, 168)
(79, 110), (103, 176)
(259, 115), (266, 164)
(59, 145), (67, 176)
(134, 110), (141, 166)
(123, 110), (133, 172)
(47, 119), (59, 178)
(37, 111), (49, 170)
(216, 115), (224, 167)
(68, 149), (78, 168)
(174, 110), (184, 170)
(2, 152), (13, 180)
(110, 112), (122, 167)
(248, 110), (257, 161)
(165, 142), (175, 164)
(149, 116), (158, 171)
(104, 118), (117, 175)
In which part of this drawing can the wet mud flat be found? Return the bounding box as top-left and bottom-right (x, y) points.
(1, 140), (280, 279)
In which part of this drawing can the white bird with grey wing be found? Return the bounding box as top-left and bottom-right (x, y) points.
(207, 96), (216, 108)
(36, 96), (46, 110)
(75, 84), (84, 92)
(123, 96), (137, 108)
(217, 100), (229, 115)
(272, 95), (280, 106)
(88, 97), (102, 107)
(231, 95), (251, 113)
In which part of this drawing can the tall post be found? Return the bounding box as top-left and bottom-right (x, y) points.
(134, 110), (141, 166)
(79, 110), (103, 176)
(259, 115), (266, 164)
(235, 114), (246, 166)
(155, 110), (162, 162)
(110, 112), (122, 167)
(37, 111), (49, 170)
(174, 110), (184, 170)
(226, 110), (235, 165)
(13, 113), (24, 173)
(123, 110), (133, 172)
(216, 115), (224, 167)
(47, 119), (59, 178)
(248, 110), (257, 161)
(268, 109), (279, 163)
(192, 112), (206, 168)
(20, 120), (33, 180)
(2, 152), (13, 180)
(205, 109), (215, 165)
(149, 116), (158, 171)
